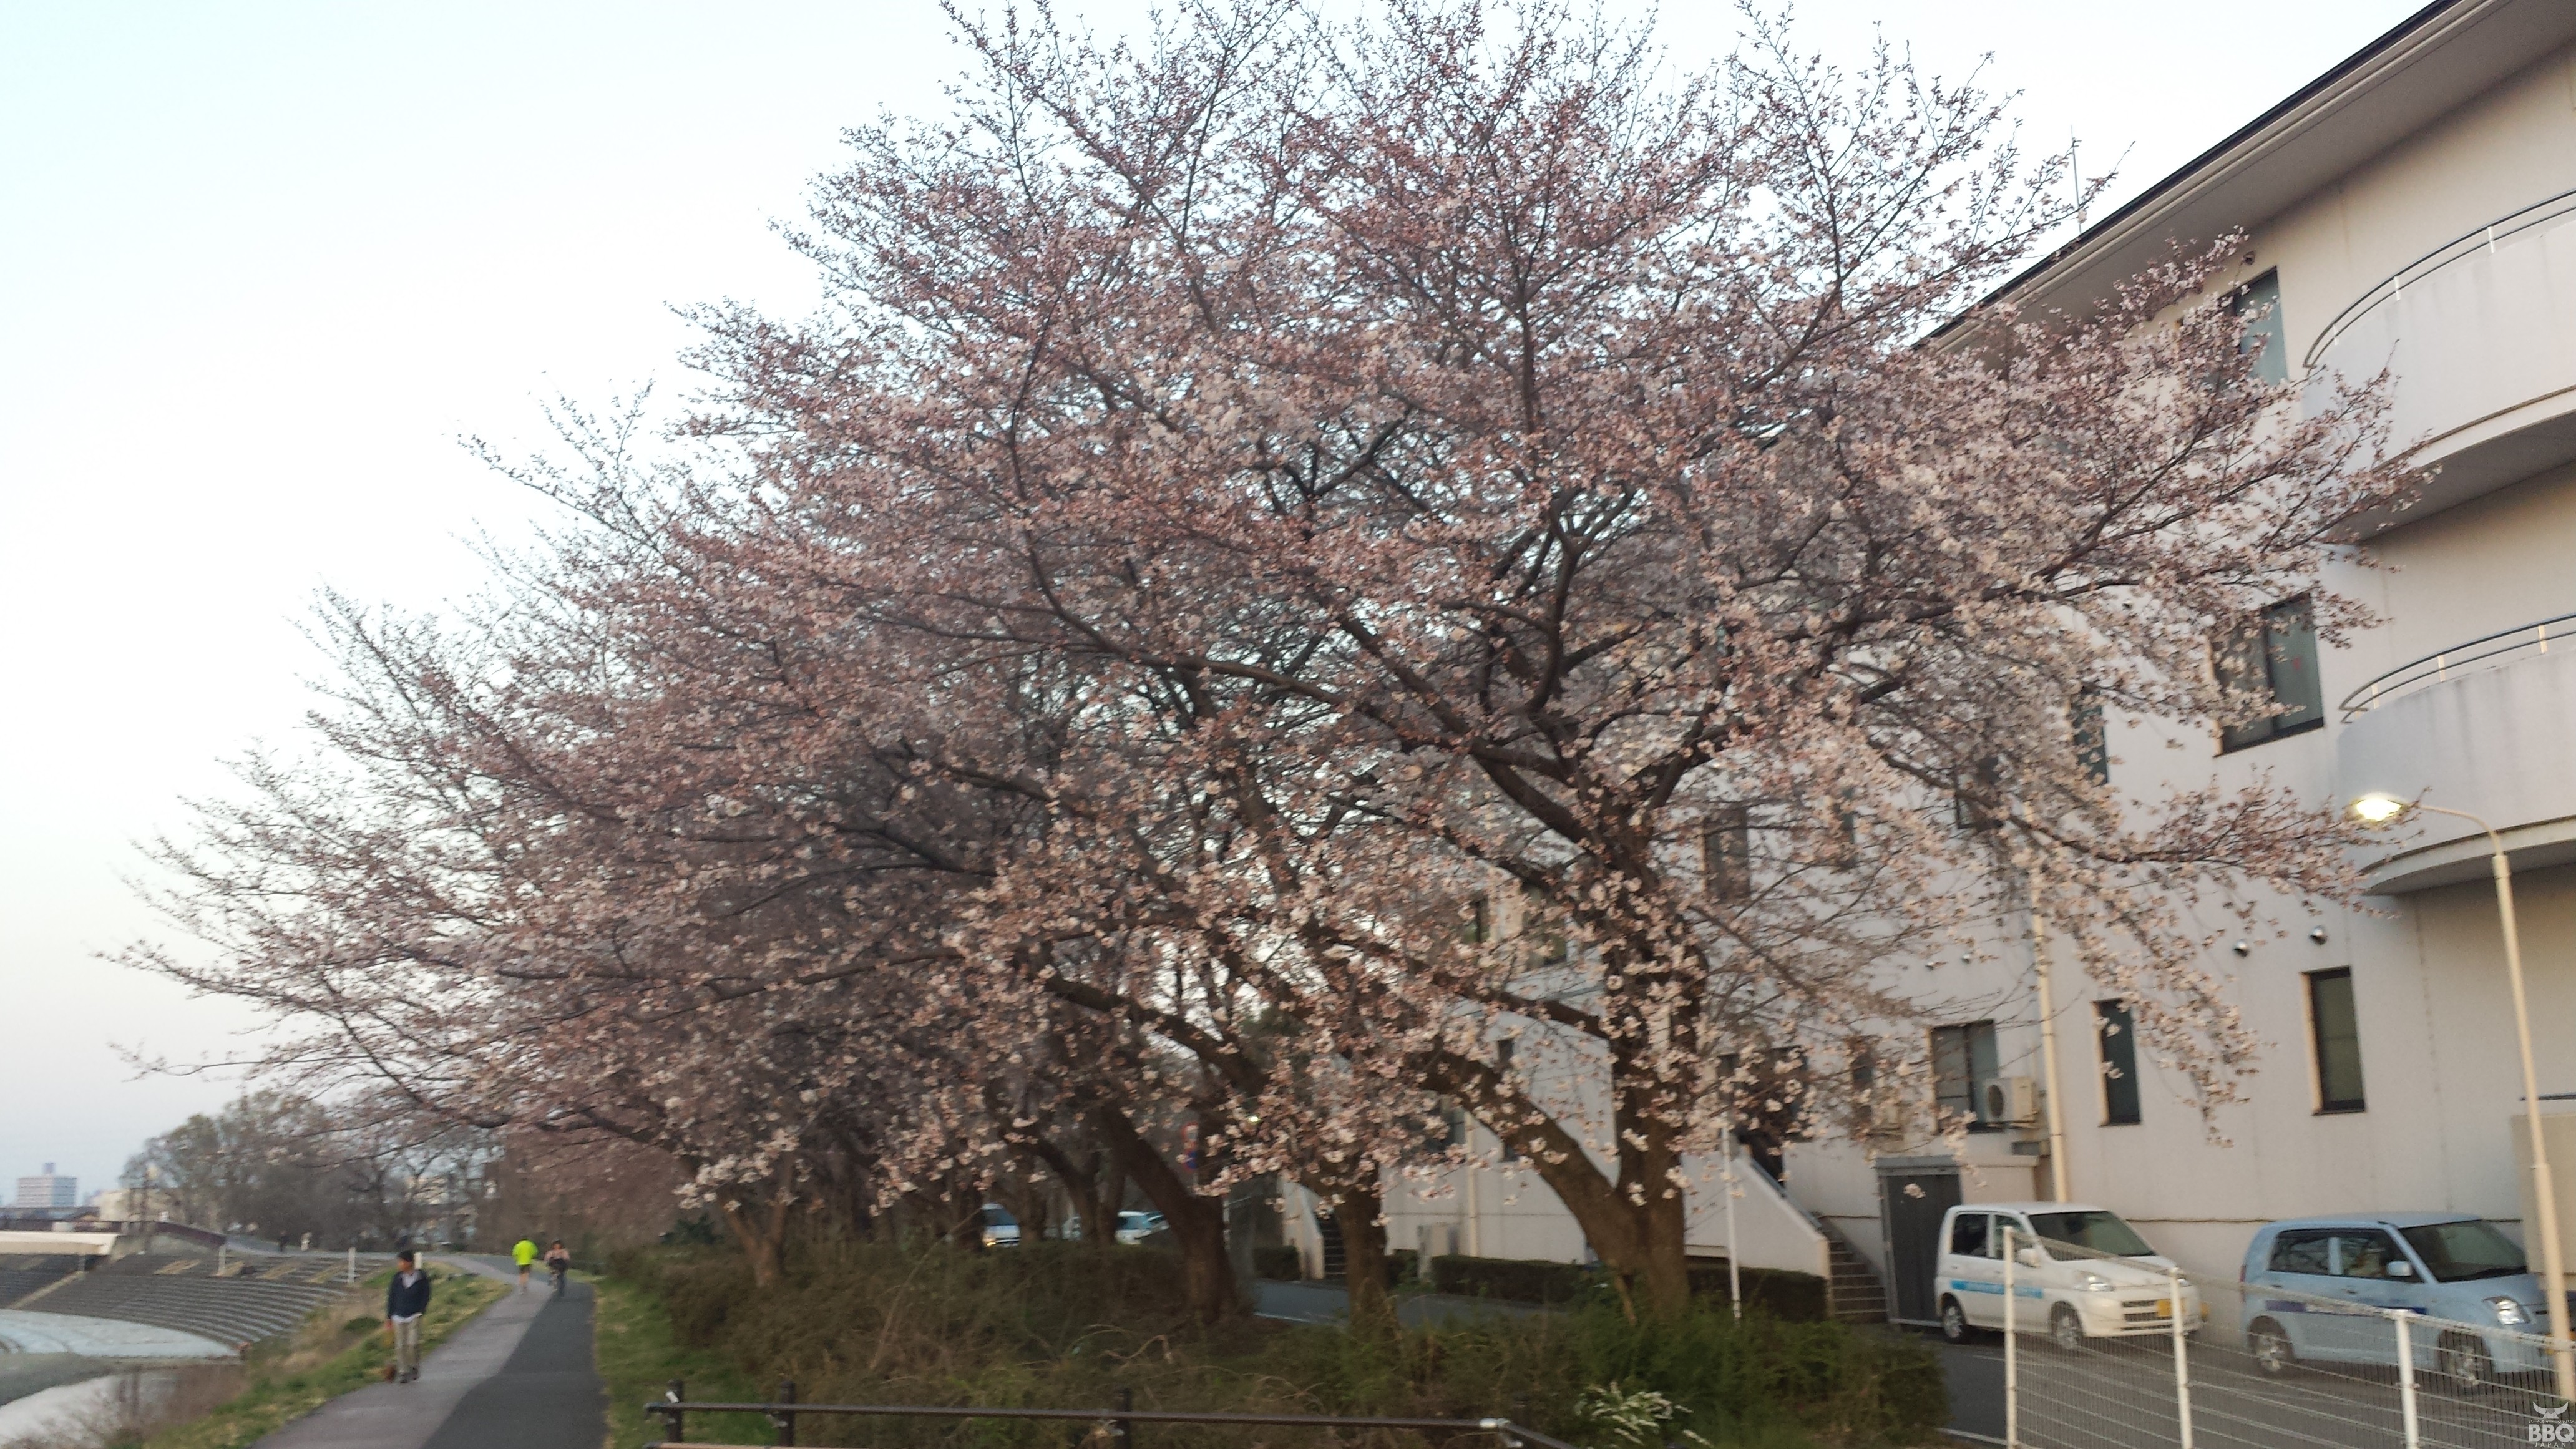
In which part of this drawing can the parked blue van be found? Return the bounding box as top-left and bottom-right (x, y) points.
(2240, 1214), (2560, 1390)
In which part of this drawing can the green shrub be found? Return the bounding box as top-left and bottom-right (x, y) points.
(1423, 1255), (1830, 1321)
(1684, 1263), (1830, 1322)
(1426, 1254), (1594, 1304)
(1254, 1246), (1304, 1280)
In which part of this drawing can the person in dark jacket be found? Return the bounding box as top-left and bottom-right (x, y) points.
(386, 1251), (432, 1382)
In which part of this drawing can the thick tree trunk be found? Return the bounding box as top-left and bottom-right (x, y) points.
(1098, 1152), (1128, 1241)
(1438, 1052), (1694, 1319)
(1096, 1106), (1237, 1322)
(718, 1190), (793, 1287)
(1023, 1135), (1118, 1246)
(1328, 1184), (1395, 1335)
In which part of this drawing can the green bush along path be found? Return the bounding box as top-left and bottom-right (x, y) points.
(595, 1240), (1945, 1448)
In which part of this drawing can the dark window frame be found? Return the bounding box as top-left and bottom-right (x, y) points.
(1931, 1020), (2003, 1133)
(2095, 1000), (2142, 1126)
(1703, 804), (1753, 902)
(1461, 895), (1491, 945)
(2306, 968), (2366, 1113)
(2071, 690), (2110, 785)
(2215, 595), (2325, 753)
(2228, 270), (2290, 387)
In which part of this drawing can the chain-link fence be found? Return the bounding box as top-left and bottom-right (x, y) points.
(1966, 1226), (2575, 1449)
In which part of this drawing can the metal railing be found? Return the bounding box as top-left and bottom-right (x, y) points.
(643, 1381), (1582, 1449)
(2337, 611), (2570, 719)
(2302, 186), (2576, 370)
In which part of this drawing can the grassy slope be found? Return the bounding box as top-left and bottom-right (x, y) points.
(593, 1271), (768, 1449)
(137, 1266), (505, 1449)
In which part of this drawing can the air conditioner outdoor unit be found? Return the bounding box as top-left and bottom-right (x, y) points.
(1984, 1075), (2040, 1126)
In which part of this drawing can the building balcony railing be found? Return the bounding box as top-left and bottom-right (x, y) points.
(2338, 610), (2574, 720)
(2334, 619), (2576, 893)
(2303, 187), (2576, 372)
(2303, 188), (2576, 526)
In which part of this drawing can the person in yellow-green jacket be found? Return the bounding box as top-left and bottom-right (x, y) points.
(512, 1236), (538, 1293)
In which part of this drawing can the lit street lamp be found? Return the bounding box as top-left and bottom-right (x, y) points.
(2351, 791), (2573, 1403)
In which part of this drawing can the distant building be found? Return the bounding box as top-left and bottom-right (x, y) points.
(13, 1163), (77, 1211)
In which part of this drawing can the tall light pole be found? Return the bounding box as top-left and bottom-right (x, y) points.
(2352, 792), (2572, 1403)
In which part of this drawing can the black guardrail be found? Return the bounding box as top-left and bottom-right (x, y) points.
(642, 1380), (1583, 1449)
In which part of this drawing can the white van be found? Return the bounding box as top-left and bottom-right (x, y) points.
(1936, 1201), (2205, 1349)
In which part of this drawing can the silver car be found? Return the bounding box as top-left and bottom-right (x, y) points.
(2240, 1213), (2559, 1389)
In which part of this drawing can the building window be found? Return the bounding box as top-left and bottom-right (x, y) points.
(2306, 968), (2366, 1113)
(2095, 1000), (2141, 1125)
(2071, 691), (2109, 785)
(2215, 596), (2323, 752)
(1931, 1021), (2001, 1131)
(1953, 756), (2003, 832)
(2230, 270), (2288, 386)
(1703, 804), (1752, 902)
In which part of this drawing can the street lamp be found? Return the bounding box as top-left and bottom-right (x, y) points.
(2350, 791), (2573, 1403)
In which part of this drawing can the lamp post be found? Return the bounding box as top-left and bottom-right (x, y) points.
(2352, 792), (2572, 1402)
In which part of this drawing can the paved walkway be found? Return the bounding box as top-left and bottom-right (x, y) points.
(253, 1258), (602, 1449)
(1252, 1279), (1546, 1327)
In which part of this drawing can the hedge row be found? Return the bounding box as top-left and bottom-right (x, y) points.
(1424, 1254), (1830, 1320)
(1256, 1246), (1423, 1284)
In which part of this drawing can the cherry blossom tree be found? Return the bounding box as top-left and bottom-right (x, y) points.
(686, 0), (2412, 1315)
(137, 0), (2413, 1323)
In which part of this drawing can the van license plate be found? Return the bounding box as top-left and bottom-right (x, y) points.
(2154, 1299), (2172, 1318)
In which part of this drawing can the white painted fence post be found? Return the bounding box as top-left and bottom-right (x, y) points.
(2169, 1265), (2195, 1449)
(2003, 1226), (2019, 1449)
(2393, 1311), (2421, 1449)
(346, 1246), (356, 1284)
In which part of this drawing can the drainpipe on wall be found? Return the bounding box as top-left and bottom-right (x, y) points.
(2032, 895), (2073, 1203)
(1463, 1162), (1481, 1258)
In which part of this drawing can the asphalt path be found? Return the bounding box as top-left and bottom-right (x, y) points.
(253, 1257), (601, 1449)
(419, 1282), (603, 1449)
(1252, 1279), (1547, 1328)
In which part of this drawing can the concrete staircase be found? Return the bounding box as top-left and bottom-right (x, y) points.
(0, 1256), (82, 1309)
(1820, 1227), (1888, 1323)
(19, 1255), (361, 1349)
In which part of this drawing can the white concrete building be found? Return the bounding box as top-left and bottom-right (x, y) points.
(11, 1164), (76, 1213)
(1307, 0), (2576, 1325)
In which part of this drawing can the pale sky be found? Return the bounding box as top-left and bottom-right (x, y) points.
(0, 0), (2426, 1201)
